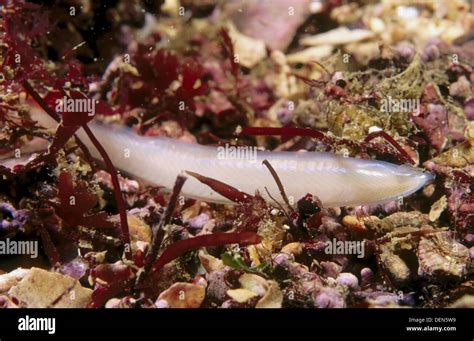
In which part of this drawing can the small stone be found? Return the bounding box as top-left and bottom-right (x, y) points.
(342, 215), (366, 232)
(157, 282), (205, 308)
(313, 287), (346, 308)
(281, 242), (303, 256)
(206, 270), (230, 302)
(186, 213), (209, 230)
(449, 76), (472, 98)
(360, 267), (374, 287)
(105, 298), (121, 308)
(320, 261), (342, 279)
(336, 273), (359, 290)
(378, 240), (413, 287)
(155, 299), (170, 308)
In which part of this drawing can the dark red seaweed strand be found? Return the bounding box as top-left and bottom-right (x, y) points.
(22, 81), (95, 163)
(364, 131), (415, 165)
(139, 175), (187, 283)
(151, 232), (262, 273)
(38, 227), (60, 266)
(262, 159), (294, 213)
(24, 83), (132, 258)
(22, 81), (61, 121)
(81, 124), (131, 259)
(161, 175), (187, 228)
(291, 72), (327, 87)
(220, 28), (239, 80)
(186, 170), (253, 203)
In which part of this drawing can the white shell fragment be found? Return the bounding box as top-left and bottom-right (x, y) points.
(286, 45), (333, 64)
(227, 23), (267, 69)
(300, 27), (375, 46)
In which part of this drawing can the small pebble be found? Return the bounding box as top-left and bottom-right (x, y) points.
(336, 273), (359, 290)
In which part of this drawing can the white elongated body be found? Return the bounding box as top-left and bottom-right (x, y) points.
(76, 123), (433, 207)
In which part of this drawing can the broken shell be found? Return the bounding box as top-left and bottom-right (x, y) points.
(239, 273), (268, 296)
(379, 246), (412, 287)
(417, 232), (470, 282)
(449, 295), (474, 308)
(247, 245), (261, 266)
(286, 46), (333, 64)
(345, 41), (380, 65)
(342, 215), (367, 232)
(0, 268), (29, 294)
(431, 140), (474, 168)
(127, 215), (152, 254)
(198, 251), (224, 273)
(255, 280), (283, 308)
(366, 293), (401, 308)
(364, 212), (430, 234)
(234, 273), (284, 308)
(227, 288), (258, 303)
(281, 242), (303, 256)
(227, 22), (267, 68)
(301, 27), (374, 46)
(7, 267), (92, 308)
(157, 282), (206, 308)
(449, 76), (472, 98)
(428, 195), (447, 222)
(377, 232), (419, 288)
